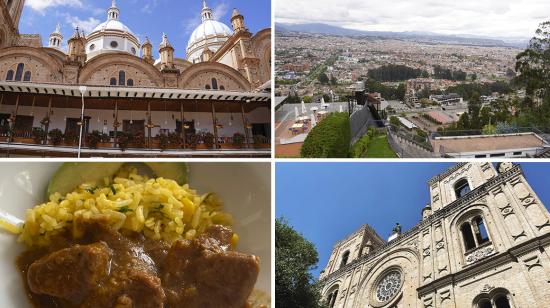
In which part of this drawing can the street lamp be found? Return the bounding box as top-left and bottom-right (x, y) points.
(78, 86), (87, 158)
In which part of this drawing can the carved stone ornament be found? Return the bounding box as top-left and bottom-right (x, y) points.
(465, 245), (495, 264)
(423, 248), (431, 257)
(375, 270), (402, 302)
(501, 207), (514, 217)
(444, 164), (472, 184)
(480, 284), (495, 293)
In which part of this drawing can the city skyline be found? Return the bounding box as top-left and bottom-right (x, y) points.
(276, 0), (549, 39)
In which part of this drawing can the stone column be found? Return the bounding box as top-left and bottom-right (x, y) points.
(44, 97), (52, 144)
(180, 101), (186, 149)
(9, 94), (20, 142)
(113, 100), (119, 147)
(241, 101), (250, 148)
(147, 100), (152, 150)
(211, 101), (219, 149)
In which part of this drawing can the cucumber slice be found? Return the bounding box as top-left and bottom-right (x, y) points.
(46, 162), (124, 198)
(145, 162), (188, 185)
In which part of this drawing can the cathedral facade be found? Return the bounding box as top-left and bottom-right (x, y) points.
(319, 163), (550, 308)
(0, 0), (271, 157)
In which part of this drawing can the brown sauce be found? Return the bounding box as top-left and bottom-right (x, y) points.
(17, 221), (260, 308)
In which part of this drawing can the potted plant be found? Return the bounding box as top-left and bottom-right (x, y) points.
(253, 135), (266, 148)
(48, 129), (64, 146)
(32, 127), (45, 144)
(188, 133), (198, 149)
(232, 132), (245, 148)
(168, 132), (182, 148)
(203, 132), (215, 149)
(88, 130), (102, 149)
(159, 134), (169, 151)
(64, 132), (78, 145)
(118, 133), (130, 151)
(133, 132), (145, 148)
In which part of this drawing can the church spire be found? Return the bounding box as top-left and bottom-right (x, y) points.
(49, 23), (63, 49)
(201, 0), (213, 21)
(108, 0), (120, 20)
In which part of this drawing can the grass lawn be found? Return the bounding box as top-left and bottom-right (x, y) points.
(366, 134), (398, 158)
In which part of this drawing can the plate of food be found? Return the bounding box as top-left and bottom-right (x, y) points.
(0, 162), (271, 308)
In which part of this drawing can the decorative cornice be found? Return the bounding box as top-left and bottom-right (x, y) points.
(418, 232), (550, 296)
(320, 164), (523, 284)
(428, 162), (468, 185)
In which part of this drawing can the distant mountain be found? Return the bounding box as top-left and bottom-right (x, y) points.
(275, 23), (529, 48)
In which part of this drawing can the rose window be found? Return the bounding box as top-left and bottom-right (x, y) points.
(375, 270), (402, 302)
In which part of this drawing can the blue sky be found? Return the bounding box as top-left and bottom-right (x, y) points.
(19, 0), (270, 58)
(275, 162), (550, 278)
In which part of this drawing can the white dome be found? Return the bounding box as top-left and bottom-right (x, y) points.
(91, 19), (135, 36)
(187, 19), (231, 50)
(186, 1), (233, 63)
(85, 1), (140, 61)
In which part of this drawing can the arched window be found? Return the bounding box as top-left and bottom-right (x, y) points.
(461, 222), (476, 251)
(118, 71), (126, 86)
(6, 70), (14, 81)
(127, 79), (134, 86)
(326, 288), (339, 308)
(110, 78), (117, 86)
(454, 178), (471, 199)
(211, 78), (218, 90)
(478, 299), (492, 308)
(494, 295), (511, 308)
(23, 71), (31, 82)
(474, 289), (513, 308)
(474, 216), (489, 245)
(461, 215), (490, 252)
(15, 63), (24, 81)
(220, 85), (225, 90)
(340, 251), (350, 268)
(205, 85), (211, 90)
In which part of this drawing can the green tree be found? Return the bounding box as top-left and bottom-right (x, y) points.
(330, 76), (337, 85)
(482, 124), (497, 135)
(389, 116), (400, 127)
(514, 20), (550, 128)
(276, 218), (326, 308)
(396, 83), (406, 101)
(456, 113), (470, 130)
(468, 92), (482, 129)
(303, 96), (313, 104)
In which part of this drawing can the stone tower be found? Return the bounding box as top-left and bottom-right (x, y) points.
(48, 24), (63, 50)
(158, 33), (175, 71)
(318, 163), (550, 308)
(231, 8), (246, 33)
(67, 28), (87, 65)
(141, 36), (154, 65)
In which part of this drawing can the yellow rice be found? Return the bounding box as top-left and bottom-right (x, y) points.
(17, 167), (236, 247)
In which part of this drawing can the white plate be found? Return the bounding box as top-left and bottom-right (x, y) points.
(0, 162), (271, 307)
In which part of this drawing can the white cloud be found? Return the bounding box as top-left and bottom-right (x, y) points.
(182, 0), (230, 36)
(64, 14), (101, 33)
(25, 0), (83, 12)
(212, 1), (229, 21)
(275, 0), (550, 38)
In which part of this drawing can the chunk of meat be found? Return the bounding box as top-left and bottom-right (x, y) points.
(27, 242), (112, 302)
(162, 226), (260, 308)
(202, 224), (234, 249)
(83, 268), (166, 308)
